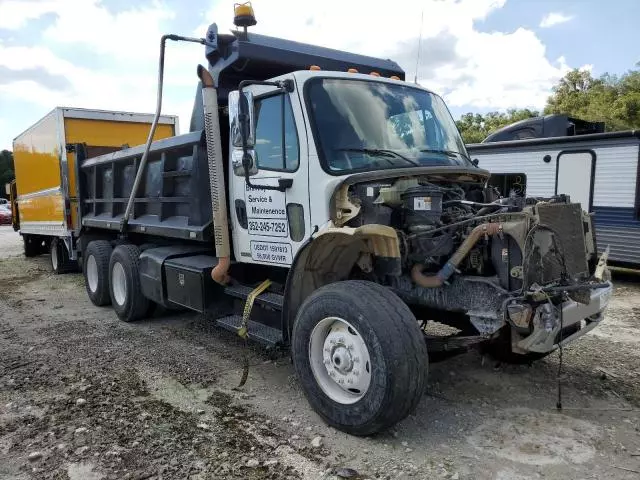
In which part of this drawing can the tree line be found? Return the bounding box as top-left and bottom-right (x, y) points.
(456, 66), (640, 143)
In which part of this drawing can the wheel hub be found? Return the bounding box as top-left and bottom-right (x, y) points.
(87, 255), (98, 293)
(329, 344), (353, 374)
(51, 245), (58, 270)
(309, 317), (372, 404)
(112, 262), (127, 306)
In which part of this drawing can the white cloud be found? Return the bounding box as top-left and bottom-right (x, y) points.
(539, 12), (574, 28)
(0, 0), (60, 30)
(436, 28), (571, 110)
(42, 0), (175, 61)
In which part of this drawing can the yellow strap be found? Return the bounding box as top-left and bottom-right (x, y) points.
(238, 279), (272, 339)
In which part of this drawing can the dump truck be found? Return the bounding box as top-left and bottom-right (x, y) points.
(11, 4), (612, 435)
(11, 108), (178, 271)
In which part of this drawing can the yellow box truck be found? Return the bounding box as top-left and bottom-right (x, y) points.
(12, 107), (178, 272)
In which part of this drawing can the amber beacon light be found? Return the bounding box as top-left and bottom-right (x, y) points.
(234, 2), (257, 30)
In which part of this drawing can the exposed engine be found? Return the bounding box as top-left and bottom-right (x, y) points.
(345, 177), (535, 291)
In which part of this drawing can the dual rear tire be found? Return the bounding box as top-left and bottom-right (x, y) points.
(83, 241), (149, 322)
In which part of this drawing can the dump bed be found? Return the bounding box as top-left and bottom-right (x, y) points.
(79, 130), (213, 242)
(12, 108), (178, 237)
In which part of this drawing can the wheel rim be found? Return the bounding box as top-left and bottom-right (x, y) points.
(111, 262), (127, 306)
(308, 317), (372, 405)
(51, 244), (58, 270)
(87, 255), (99, 293)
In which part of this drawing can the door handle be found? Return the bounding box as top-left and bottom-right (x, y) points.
(278, 178), (293, 189)
(235, 199), (248, 229)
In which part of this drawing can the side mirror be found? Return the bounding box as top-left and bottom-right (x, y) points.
(231, 149), (258, 176)
(472, 158), (479, 166)
(229, 90), (255, 148)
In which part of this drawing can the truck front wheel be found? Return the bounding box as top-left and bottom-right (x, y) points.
(108, 244), (150, 322)
(291, 280), (428, 436)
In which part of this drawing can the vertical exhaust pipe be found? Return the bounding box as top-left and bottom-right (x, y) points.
(197, 65), (231, 285)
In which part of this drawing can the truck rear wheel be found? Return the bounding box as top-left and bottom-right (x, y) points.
(84, 240), (112, 306)
(291, 280), (428, 436)
(108, 244), (150, 322)
(50, 237), (75, 274)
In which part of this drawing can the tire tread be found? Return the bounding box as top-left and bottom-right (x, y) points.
(84, 240), (112, 306)
(109, 244), (149, 322)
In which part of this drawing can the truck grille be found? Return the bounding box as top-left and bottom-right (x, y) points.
(524, 203), (589, 287)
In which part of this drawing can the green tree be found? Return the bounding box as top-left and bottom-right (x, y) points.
(0, 150), (14, 199)
(457, 65), (640, 143)
(544, 67), (640, 131)
(456, 109), (539, 144)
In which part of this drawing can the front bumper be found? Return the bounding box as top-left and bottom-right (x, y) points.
(515, 281), (613, 354)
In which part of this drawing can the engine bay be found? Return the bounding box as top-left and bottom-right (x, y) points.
(343, 176), (536, 291)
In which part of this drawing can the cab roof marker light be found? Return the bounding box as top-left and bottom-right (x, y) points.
(390, 75), (400, 80)
(309, 65), (321, 71)
(370, 71), (380, 77)
(348, 68), (358, 73)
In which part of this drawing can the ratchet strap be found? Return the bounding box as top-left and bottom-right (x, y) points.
(236, 279), (272, 388)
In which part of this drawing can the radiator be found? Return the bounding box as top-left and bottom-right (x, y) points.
(524, 203), (589, 287)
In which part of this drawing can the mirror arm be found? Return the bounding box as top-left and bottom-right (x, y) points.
(238, 79), (294, 192)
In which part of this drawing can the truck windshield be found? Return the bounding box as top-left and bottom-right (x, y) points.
(306, 78), (470, 173)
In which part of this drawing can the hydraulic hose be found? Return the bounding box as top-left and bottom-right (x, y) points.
(411, 222), (502, 288)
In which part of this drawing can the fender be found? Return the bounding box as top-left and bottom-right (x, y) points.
(281, 223), (401, 342)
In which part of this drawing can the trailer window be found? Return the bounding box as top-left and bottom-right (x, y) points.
(254, 94), (299, 171)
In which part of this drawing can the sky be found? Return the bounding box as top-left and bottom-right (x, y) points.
(0, 0), (639, 150)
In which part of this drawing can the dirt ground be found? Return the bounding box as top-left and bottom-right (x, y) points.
(1, 225), (639, 480)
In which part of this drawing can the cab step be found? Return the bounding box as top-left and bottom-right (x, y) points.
(224, 284), (284, 311)
(215, 315), (283, 346)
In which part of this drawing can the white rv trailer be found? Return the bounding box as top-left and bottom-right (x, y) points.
(467, 130), (640, 266)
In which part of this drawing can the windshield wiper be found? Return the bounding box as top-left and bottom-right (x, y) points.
(419, 149), (473, 164)
(336, 148), (420, 167)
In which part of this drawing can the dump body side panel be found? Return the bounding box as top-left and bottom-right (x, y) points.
(13, 109), (66, 235)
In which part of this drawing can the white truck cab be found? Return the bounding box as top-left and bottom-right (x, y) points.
(231, 71), (471, 268)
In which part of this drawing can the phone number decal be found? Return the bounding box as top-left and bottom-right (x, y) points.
(248, 219), (288, 237)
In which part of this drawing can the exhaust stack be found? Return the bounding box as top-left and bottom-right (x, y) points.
(198, 65), (231, 285)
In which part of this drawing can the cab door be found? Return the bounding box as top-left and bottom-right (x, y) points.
(229, 83), (311, 267)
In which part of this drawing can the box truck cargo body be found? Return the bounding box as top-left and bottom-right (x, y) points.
(12, 107), (178, 267)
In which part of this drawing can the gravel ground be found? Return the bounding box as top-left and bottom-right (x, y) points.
(1, 225), (639, 480)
